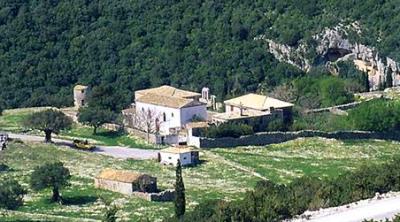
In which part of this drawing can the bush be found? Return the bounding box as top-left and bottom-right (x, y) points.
(348, 99), (400, 132)
(0, 178), (27, 210)
(0, 163), (9, 172)
(204, 123), (254, 138)
(267, 118), (286, 131)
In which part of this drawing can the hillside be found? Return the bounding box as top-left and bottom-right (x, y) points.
(0, 0), (399, 109)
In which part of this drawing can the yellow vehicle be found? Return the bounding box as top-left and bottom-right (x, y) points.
(73, 139), (96, 151)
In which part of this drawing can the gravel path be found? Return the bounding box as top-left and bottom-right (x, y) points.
(8, 133), (158, 160)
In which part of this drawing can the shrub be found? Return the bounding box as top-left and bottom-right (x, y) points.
(0, 163), (9, 172)
(0, 178), (27, 210)
(267, 118), (286, 131)
(204, 123), (253, 138)
(348, 99), (400, 132)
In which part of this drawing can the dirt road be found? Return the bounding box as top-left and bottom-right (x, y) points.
(8, 133), (158, 160)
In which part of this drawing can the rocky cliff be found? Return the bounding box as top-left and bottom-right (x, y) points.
(257, 22), (400, 90)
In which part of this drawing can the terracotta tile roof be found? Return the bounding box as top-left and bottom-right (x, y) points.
(136, 93), (205, 109)
(96, 169), (153, 183)
(161, 147), (196, 154)
(136, 85), (200, 99)
(224, 93), (294, 110)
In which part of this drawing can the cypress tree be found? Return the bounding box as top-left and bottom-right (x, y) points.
(174, 159), (185, 221)
(386, 67), (393, 88)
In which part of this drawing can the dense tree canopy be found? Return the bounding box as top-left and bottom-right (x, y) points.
(2, 0), (397, 110)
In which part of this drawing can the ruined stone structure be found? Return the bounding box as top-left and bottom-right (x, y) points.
(73, 85), (89, 109)
(94, 169), (157, 195)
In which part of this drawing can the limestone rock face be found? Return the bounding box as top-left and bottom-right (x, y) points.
(258, 22), (400, 90)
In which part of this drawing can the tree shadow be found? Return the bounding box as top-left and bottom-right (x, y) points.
(62, 195), (98, 205)
(95, 130), (124, 138)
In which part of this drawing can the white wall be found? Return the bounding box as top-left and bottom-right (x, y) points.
(136, 102), (207, 134)
(180, 105), (207, 125)
(136, 102), (181, 134)
(160, 152), (193, 166)
(225, 104), (264, 113)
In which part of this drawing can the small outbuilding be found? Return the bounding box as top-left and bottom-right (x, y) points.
(94, 169), (157, 195)
(159, 147), (200, 166)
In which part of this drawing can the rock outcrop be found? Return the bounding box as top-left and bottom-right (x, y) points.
(257, 22), (400, 90)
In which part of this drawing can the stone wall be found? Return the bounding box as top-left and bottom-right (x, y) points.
(94, 178), (133, 195)
(132, 189), (175, 202)
(192, 130), (400, 148)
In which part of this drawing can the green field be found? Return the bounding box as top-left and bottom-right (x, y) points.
(0, 107), (156, 149)
(1, 138), (400, 221)
(0, 142), (258, 221)
(212, 138), (400, 183)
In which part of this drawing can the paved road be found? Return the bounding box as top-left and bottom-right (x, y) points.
(8, 133), (158, 160)
(290, 193), (400, 222)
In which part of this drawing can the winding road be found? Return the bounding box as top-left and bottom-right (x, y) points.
(7, 133), (158, 160)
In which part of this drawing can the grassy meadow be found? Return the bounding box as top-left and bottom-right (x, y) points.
(0, 107), (156, 149)
(0, 142), (258, 221)
(1, 137), (400, 221)
(212, 138), (400, 183)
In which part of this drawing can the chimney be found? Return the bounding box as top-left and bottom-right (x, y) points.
(202, 87), (210, 101)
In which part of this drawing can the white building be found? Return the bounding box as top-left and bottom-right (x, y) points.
(159, 147), (200, 166)
(134, 85), (207, 135)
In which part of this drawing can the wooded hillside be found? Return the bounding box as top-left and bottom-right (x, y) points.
(0, 0), (398, 110)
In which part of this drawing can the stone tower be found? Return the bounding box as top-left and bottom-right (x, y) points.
(73, 85), (89, 109)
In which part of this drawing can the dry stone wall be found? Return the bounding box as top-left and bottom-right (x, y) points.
(195, 130), (400, 148)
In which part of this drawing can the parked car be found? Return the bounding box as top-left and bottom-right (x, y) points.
(73, 139), (96, 151)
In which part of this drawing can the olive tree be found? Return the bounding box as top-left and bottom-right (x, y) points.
(30, 162), (71, 203)
(78, 107), (117, 134)
(25, 109), (73, 142)
(0, 178), (26, 210)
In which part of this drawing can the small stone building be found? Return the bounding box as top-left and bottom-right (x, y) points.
(74, 85), (89, 108)
(159, 147), (200, 166)
(94, 169), (157, 195)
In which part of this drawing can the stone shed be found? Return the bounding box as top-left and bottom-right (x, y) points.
(94, 169), (157, 195)
(159, 147), (200, 166)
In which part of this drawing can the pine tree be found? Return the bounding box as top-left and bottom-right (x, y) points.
(174, 159), (185, 221)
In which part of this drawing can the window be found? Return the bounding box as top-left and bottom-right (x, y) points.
(168, 157), (172, 160)
(183, 157), (187, 160)
(81, 90), (85, 93)
(163, 112), (166, 121)
(230, 105), (234, 111)
(171, 112), (174, 118)
(81, 100), (85, 106)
